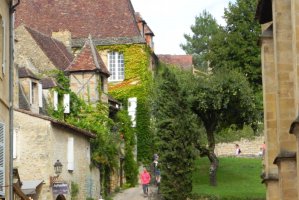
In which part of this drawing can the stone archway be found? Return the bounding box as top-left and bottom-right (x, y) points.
(56, 194), (66, 200)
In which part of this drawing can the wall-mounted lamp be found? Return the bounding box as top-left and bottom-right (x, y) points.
(50, 160), (63, 185)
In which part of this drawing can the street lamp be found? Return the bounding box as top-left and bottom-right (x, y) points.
(50, 160), (63, 185)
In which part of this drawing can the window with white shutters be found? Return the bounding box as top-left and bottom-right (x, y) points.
(0, 123), (5, 196)
(108, 52), (124, 82)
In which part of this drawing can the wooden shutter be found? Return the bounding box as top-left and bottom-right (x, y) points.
(0, 123), (5, 196)
(13, 129), (16, 159)
(29, 80), (32, 105)
(38, 83), (43, 108)
(67, 137), (74, 171)
(63, 94), (70, 114)
(53, 91), (58, 111)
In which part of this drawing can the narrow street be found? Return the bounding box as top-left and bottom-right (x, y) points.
(113, 185), (158, 200)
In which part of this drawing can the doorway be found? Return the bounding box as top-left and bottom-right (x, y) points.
(56, 194), (66, 200)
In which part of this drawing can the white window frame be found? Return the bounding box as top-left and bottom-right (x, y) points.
(0, 122), (5, 196)
(108, 52), (124, 82)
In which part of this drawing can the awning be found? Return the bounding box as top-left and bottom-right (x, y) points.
(21, 180), (44, 195)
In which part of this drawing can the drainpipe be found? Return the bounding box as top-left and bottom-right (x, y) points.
(9, 0), (20, 199)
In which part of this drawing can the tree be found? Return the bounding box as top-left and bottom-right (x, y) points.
(182, 0), (261, 92)
(152, 67), (198, 199)
(181, 10), (219, 71)
(209, 0), (261, 92)
(180, 68), (260, 186)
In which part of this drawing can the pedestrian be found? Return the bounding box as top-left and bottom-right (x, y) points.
(155, 169), (161, 193)
(140, 167), (151, 197)
(235, 144), (241, 155)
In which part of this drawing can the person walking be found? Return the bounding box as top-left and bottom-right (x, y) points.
(140, 167), (151, 197)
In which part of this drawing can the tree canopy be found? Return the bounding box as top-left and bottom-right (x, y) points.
(181, 0), (261, 92)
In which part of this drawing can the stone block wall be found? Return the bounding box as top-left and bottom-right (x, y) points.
(214, 136), (265, 156)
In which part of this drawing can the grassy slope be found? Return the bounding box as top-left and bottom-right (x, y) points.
(192, 157), (266, 199)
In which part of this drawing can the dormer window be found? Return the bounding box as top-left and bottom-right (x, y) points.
(108, 52), (124, 82)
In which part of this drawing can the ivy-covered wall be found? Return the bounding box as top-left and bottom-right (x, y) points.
(97, 44), (154, 162)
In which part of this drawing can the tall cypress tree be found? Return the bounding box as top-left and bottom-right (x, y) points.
(153, 67), (197, 200)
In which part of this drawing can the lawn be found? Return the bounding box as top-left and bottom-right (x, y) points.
(192, 157), (266, 200)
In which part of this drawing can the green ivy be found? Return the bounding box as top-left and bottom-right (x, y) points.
(97, 44), (154, 162)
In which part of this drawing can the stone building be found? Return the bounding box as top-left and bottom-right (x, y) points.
(157, 54), (194, 71)
(256, 0), (299, 199)
(13, 25), (106, 199)
(13, 109), (100, 200)
(0, 1), (11, 198)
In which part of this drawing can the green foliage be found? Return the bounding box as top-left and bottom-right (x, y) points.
(115, 110), (139, 186)
(71, 181), (79, 200)
(86, 198), (94, 200)
(97, 44), (153, 162)
(182, 0), (261, 93)
(191, 157), (265, 200)
(181, 10), (219, 71)
(152, 67), (198, 200)
(47, 70), (119, 196)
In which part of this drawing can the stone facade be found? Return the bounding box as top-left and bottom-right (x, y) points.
(14, 26), (58, 74)
(257, 0), (299, 199)
(0, 0), (12, 199)
(13, 110), (100, 200)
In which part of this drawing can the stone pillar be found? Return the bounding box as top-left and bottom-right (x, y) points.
(272, 0), (298, 199)
(261, 23), (280, 199)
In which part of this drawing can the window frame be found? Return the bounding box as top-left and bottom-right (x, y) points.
(108, 52), (124, 82)
(0, 16), (5, 77)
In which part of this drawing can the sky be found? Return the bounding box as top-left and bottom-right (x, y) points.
(131, 0), (235, 55)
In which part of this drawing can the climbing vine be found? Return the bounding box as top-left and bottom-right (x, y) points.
(97, 44), (154, 162)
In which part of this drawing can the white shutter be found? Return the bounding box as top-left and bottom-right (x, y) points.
(63, 94), (70, 114)
(53, 91), (58, 111)
(128, 97), (137, 127)
(2, 19), (5, 75)
(29, 80), (32, 105)
(38, 83), (43, 108)
(13, 130), (17, 159)
(67, 137), (74, 171)
(0, 123), (5, 196)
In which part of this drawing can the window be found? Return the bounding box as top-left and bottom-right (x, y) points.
(0, 122), (5, 196)
(108, 52), (124, 81)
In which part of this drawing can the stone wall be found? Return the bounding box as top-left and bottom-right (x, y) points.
(214, 136), (265, 157)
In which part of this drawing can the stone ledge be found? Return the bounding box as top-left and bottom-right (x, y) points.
(273, 151), (296, 165)
(261, 173), (279, 184)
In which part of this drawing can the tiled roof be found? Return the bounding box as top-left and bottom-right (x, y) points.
(16, 0), (145, 44)
(65, 37), (109, 75)
(158, 55), (193, 70)
(15, 108), (96, 139)
(25, 26), (74, 71)
(18, 67), (40, 80)
(41, 77), (57, 89)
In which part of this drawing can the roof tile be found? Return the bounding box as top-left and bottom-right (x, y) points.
(16, 0), (143, 42)
(158, 55), (193, 70)
(25, 26), (74, 71)
(65, 37), (109, 75)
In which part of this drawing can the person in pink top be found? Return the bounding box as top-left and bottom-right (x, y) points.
(140, 167), (151, 196)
